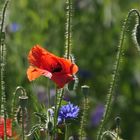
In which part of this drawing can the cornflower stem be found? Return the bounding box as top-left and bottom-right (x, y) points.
(64, 122), (69, 140)
(97, 9), (140, 140)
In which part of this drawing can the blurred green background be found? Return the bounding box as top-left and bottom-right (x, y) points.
(1, 0), (140, 139)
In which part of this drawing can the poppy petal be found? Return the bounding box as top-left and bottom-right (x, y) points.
(51, 73), (73, 88)
(27, 66), (52, 81)
(0, 117), (12, 138)
(28, 45), (59, 71)
(27, 45), (79, 87)
(58, 58), (78, 74)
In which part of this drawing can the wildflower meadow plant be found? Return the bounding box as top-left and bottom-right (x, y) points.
(1, 0), (140, 140)
(58, 102), (80, 123)
(0, 117), (12, 140)
(27, 45), (78, 88)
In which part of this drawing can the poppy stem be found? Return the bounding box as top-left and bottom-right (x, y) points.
(0, 0), (9, 36)
(57, 89), (64, 113)
(53, 88), (64, 139)
(14, 86), (28, 140)
(97, 9), (140, 140)
(79, 86), (90, 140)
(0, 1), (9, 140)
(53, 88), (58, 138)
(65, 0), (72, 59)
(47, 79), (51, 108)
(21, 108), (25, 140)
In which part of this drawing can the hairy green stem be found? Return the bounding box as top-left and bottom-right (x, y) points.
(101, 131), (118, 140)
(79, 96), (89, 140)
(47, 80), (51, 108)
(79, 85), (89, 139)
(14, 86), (28, 140)
(0, 44), (7, 140)
(53, 88), (64, 139)
(22, 108), (25, 140)
(64, 122), (68, 140)
(0, 1), (9, 140)
(53, 88), (58, 139)
(97, 9), (140, 140)
(0, 0), (9, 35)
(57, 89), (64, 112)
(65, 0), (72, 59)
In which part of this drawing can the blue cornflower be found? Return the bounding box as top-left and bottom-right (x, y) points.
(58, 102), (80, 123)
(9, 23), (20, 32)
(91, 104), (104, 126)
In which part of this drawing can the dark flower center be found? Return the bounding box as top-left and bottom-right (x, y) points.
(51, 63), (62, 73)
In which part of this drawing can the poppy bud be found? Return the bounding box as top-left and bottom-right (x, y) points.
(115, 116), (121, 127)
(0, 32), (5, 43)
(135, 24), (140, 46)
(19, 96), (28, 108)
(48, 121), (53, 133)
(81, 85), (90, 97)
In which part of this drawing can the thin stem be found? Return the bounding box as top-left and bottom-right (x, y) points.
(67, 0), (71, 59)
(52, 88), (64, 139)
(53, 88), (58, 139)
(47, 81), (51, 140)
(97, 9), (140, 140)
(57, 89), (64, 111)
(64, 122), (68, 140)
(0, 1), (9, 140)
(4, 113), (7, 140)
(101, 131), (116, 140)
(47, 80), (51, 108)
(13, 87), (27, 140)
(0, 0), (9, 34)
(79, 96), (89, 140)
(65, 0), (72, 59)
(22, 108), (25, 140)
(116, 129), (119, 140)
(50, 135), (53, 140)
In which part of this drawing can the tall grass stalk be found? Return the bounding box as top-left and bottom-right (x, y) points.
(97, 9), (140, 140)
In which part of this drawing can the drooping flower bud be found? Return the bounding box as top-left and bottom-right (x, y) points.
(81, 85), (90, 97)
(115, 116), (121, 127)
(135, 24), (140, 46)
(19, 96), (28, 108)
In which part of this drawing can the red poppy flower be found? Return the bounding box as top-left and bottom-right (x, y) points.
(0, 117), (12, 140)
(27, 45), (78, 88)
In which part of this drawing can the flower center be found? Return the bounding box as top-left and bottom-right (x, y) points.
(51, 63), (62, 73)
